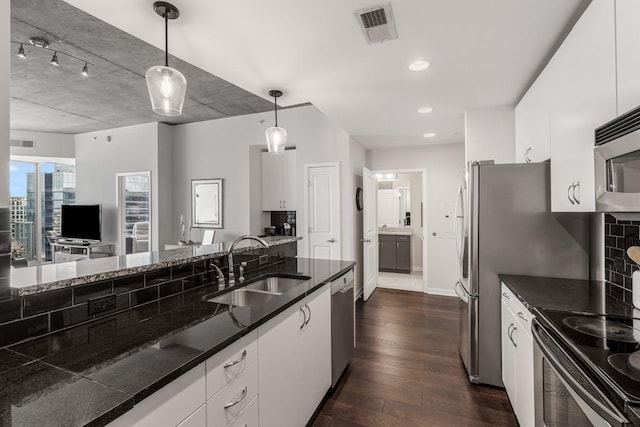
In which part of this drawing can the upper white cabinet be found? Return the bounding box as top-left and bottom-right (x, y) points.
(514, 60), (553, 164)
(258, 286), (331, 427)
(616, 0), (640, 115)
(261, 150), (297, 211)
(549, 0), (617, 212)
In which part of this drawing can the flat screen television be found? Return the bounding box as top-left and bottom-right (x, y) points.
(60, 204), (102, 242)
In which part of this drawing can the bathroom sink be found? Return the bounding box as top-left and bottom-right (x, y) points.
(243, 276), (310, 295)
(206, 289), (278, 308)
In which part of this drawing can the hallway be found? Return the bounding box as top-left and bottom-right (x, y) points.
(312, 288), (517, 426)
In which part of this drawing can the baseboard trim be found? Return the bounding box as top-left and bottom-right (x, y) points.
(412, 267), (423, 272)
(426, 288), (456, 297)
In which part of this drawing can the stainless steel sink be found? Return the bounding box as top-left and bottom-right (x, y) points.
(243, 276), (309, 295)
(206, 289), (278, 307)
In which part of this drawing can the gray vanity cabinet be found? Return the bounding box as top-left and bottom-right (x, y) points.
(378, 234), (411, 273)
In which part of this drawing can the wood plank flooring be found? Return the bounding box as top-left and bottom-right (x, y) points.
(312, 288), (517, 427)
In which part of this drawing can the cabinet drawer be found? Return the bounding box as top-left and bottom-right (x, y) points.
(227, 396), (258, 427)
(178, 404), (206, 427)
(207, 361), (258, 426)
(501, 283), (534, 336)
(396, 235), (411, 241)
(379, 234), (396, 242)
(206, 330), (257, 399)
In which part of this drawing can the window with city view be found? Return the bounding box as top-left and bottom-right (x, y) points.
(10, 161), (76, 265)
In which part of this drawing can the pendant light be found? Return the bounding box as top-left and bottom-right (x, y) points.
(265, 90), (287, 154)
(145, 2), (187, 117)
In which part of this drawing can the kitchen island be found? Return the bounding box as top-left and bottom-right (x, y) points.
(0, 238), (354, 426)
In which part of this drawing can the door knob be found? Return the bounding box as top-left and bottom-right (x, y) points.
(327, 238), (336, 243)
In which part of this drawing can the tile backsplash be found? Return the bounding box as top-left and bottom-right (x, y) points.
(0, 242), (297, 348)
(604, 214), (640, 300)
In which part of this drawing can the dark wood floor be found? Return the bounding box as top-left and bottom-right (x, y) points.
(312, 288), (517, 427)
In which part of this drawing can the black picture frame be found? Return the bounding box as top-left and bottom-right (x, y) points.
(355, 187), (363, 211)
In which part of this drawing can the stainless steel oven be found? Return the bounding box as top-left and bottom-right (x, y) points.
(532, 320), (629, 426)
(595, 106), (640, 212)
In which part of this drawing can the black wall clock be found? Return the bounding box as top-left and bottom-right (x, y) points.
(355, 187), (363, 211)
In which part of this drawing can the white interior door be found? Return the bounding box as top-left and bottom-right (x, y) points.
(306, 163), (341, 260)
(362, 167), (378, 301)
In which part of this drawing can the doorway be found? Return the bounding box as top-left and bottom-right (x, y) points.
(362, 168), (427, 298)
(117, 172), (151, 255)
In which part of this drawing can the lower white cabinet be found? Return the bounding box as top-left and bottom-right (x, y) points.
(501, 284), (534, 427)
(228, 396), (259, 427)
(107, 363), (206, 427)
(178, 405), (206, 427)
(207, 361), (258, 426)
(258, 286), (331, 427)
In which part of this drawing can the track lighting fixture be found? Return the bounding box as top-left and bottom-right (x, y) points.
(145, 1), (187, 117)
(50, 52), (59, 66)
(265, 90), (287, 154)
(10, 38), (95, 76)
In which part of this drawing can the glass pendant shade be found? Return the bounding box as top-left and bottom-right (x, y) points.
(145, 65), (187, 117)
(265, 126), (287, 154)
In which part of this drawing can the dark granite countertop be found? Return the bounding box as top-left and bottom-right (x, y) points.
(499, 274), (634, 317)
(11, 236), (300, 296)
(0, 257), (355, 427)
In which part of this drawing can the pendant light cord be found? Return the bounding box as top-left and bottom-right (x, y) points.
(274, 96), (278, 127)
(164, 12), (169, 67)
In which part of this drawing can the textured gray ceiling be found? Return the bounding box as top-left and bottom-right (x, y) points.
(10, 0), (275, 134)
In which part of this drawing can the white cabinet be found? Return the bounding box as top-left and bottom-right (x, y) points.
(206, 362), (259, 426)
(616, 0), (640, 115)
(178, 405), (206, 427)
(258, 286), (331, 427)
(549, 0), (617, 212)
(107, 363), (206, 427)
(515, 60), (553, 164)
(501, 284), (534, 427)
(261, 150), (297, 211)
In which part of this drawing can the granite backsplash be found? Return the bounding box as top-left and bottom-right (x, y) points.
(604, 214), (640, 303)
(0, 242), (296, 348)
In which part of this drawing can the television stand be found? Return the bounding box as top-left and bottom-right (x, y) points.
(51, 241), (114, 264)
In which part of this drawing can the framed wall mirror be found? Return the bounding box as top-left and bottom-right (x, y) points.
(192, 178), (223, 228)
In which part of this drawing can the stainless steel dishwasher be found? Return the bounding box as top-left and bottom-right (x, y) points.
(331, 269), (354, 387)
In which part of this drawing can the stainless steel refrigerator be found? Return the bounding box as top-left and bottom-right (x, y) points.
(454, 161), (590, 387)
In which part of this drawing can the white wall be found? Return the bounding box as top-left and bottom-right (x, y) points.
(367, 143), (465, 296)
(0, 0), (9, 206)
(465, 105), (515, 164)
(74, 122), (162, 252)
(10, 130), (75, 159)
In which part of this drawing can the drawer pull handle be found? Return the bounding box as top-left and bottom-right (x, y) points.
(517, 312), (528, 322)
(224, 386), (247, 409)
(502, 292), (510, 299)
(305, 304), (311, 325)
(224, 350), (247, 369)
(300, 307), (306, 329)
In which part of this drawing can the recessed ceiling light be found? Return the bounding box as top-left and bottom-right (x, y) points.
(417, 107), (433, 114)
(409, 60), (430, 71)
(423, 132), (436, 138)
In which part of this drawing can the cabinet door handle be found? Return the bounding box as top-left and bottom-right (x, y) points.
(223, 349), (247, 369)
(502, 292), (510, 299)
(224, 386), (247, 409)
(517, 312), (528, 323)
(327, 238), (336, 243)
(525, 147), (532, 163)
(305, 304), (311, 325)
(283, 200), (286, 209)
(510, 326), (518, 348)
(572, 181), (580, 205)
(300, 306), (306, 329)
(507, 323), (514, 337)
(568, 184), (575, 205)
(396, 242), (399, 250)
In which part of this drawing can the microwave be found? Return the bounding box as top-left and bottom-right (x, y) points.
(594, 106), (640, 212)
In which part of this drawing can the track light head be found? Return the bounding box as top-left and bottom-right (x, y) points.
(81, 62), (89, 77)
(17, 44), (26, 59)
(50, 52), (59, 66)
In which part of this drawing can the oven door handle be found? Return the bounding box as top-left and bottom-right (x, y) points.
(531, 321), (629, 426)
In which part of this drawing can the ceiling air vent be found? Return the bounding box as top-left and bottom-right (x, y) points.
(10, 139), (35, 148)
(355, 3), (398, 45)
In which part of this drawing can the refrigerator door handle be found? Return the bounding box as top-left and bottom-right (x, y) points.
(455, 280), (477, 301)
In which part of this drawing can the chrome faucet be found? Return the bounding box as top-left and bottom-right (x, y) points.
(210, 262), (226, 290)
(227, 235), (270, 286)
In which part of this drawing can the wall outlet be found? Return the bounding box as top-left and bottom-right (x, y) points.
(259, 254), (269, 266)
(87, 294), (117, 315)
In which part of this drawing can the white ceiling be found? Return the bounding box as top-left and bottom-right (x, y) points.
(62, 0), (588, 149)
